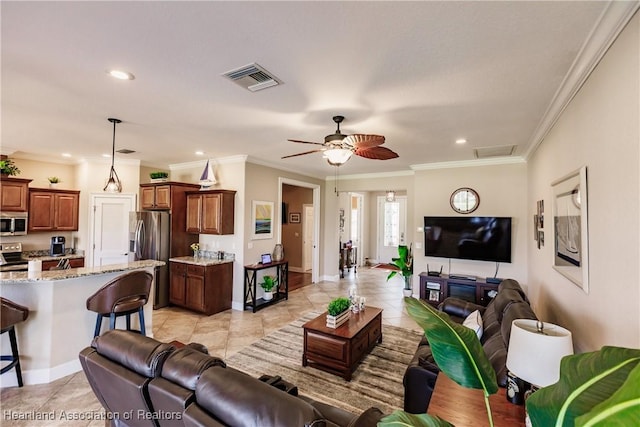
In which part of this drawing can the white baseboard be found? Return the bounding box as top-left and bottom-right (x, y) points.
(231, 301), (244, 311)
(0, 359), (81, 387)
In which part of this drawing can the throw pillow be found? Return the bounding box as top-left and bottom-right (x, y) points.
(463, 309), (483, 339)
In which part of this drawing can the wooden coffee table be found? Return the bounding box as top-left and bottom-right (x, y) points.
(302, 307), (382, 380)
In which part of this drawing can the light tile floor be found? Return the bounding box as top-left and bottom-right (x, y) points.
(0, 267), (421, 426)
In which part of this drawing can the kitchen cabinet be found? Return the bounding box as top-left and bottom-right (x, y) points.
(28, 188), (80, 232)
(139, 182), (200, 258)
(169, 260), (233, 315)
(186, 190), (236, 234)
(0, 178), (32, 212)
(42, 257), (85, 271)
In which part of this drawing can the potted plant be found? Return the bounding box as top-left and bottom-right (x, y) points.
(48, 176), (60, 188)
(259, 275), (278, 301)
(326, 297), (351, 328)
(0, 158), (20, 177)
(386, 244), (413, 296)
(149, 171), (169, 182)
(378, 297), (640, 427)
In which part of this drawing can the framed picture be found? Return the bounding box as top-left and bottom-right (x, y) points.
(251, 200), (274, 240)
(552, 166), (589, 293)
(261, 253), (272, 264)
(289, 212), (300, 223)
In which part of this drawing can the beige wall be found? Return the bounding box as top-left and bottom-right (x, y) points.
(527, 13), (640, 352)
(413, 163), (529, 283)
(8, 158), (76, 189)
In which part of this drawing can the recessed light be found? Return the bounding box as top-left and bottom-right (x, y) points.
(108, 70), (135, 80)
(62, 153), (72, 158)
(102, 154), (111, 158)
(195, 151), (204, 156)
(455, 138), (467, 144)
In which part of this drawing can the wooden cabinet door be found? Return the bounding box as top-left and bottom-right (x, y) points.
(54, 192), (79, 230)
(0, 179), (30, 211)
(140, 187), (156, 209)
(69, 258), (84, 268)
(201, 193), (221, 234)
(185, 194), (202, 233)
(28, 191), (55, 231)
(154, 186), (171, 209)
(169, 262), (187, 305)
(185, 265), (206, 312)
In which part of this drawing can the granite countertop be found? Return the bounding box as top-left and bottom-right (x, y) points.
(22, 252), (85, 262)
(0, 260), (164, 283)
(169, 256), (234, 266)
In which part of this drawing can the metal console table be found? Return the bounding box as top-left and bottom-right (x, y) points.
(243, 260), (288, 312)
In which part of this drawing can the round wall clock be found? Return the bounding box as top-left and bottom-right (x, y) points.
(450, 187), (480, 214)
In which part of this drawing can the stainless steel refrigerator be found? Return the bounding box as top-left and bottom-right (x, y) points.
(129, 211), (171, 309)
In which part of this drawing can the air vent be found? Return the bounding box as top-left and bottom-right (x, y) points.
(117, 149), (136, 154)
(222, 63), (281, 92)
(474, 145), (516, 158)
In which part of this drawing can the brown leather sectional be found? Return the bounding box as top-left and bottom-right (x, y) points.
(79, 330), (384, 427)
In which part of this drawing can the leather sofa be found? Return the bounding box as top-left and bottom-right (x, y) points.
(79, 329), (384, 427)
(403, 279), (537, 413)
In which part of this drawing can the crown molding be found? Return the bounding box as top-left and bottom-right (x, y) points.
(169, 155), (248, 171)
(524, 0), (640, 159)
(326, 169), (415, 181)
(246, 156), (325, 180)
(411, 156), (525, 171)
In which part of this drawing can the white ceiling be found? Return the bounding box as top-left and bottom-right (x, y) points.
(1, 1), (621, 178)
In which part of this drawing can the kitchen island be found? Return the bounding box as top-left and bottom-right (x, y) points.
(0, 260), (164, 387)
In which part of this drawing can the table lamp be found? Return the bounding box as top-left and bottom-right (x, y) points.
(506, 319), (573, 425)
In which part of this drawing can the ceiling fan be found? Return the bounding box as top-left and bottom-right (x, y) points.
(283, 115), (399, 166)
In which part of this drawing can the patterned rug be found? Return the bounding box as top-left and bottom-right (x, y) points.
(371, 263), (400, 271)
(225, 312), (423, 415)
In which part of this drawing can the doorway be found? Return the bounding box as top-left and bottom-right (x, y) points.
(278, 178), (320, 284)
(376, 195), (407, 264)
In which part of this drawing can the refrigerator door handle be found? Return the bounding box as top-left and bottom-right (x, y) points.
(135, 219), (145, 259)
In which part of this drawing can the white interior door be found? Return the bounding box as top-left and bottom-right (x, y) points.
(90, 193), (136, 267)
(302, 204), (314, 271)
(377, 196), (407, 263)
(350, 194), (364, 266)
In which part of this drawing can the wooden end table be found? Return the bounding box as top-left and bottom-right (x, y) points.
(302, 307), (382, 381)
(428, 374), (525, 426)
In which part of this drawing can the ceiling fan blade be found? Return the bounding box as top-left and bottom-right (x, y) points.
(355, 146), (399, 160)
(287, 139), (326, 146)
(343, 134), (385, 149)
(281, 149), (325, 159)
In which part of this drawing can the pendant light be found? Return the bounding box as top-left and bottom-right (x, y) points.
(386, 190), (396, 202)
(103, 118), (123, 193)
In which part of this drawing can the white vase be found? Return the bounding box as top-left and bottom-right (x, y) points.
(49, 183), (58, 189)
(263, 291), (273, 301)
(402, 289), (413, 297)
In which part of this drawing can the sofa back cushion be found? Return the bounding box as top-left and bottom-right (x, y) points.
(192, 366), (327, 427)
(500, 301), (537, 345)
(491, 288), (525, 322)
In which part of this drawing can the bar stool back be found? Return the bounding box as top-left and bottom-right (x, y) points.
(86, 270), (153, 338)
(1, 297), (29, 387)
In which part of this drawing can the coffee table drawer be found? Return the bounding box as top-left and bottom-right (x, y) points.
(307, 331), (347, 361)
(368, 321), (381, 346)
(351, 331), (369, 362)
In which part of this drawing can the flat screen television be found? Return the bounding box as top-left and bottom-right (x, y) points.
(424, 216), (512, 263)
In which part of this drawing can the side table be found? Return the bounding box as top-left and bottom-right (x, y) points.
(243, 260), (288, 312)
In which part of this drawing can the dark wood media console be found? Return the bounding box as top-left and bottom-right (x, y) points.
(419, 273), (499, 308)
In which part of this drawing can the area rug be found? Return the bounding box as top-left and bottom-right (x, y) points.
(225, 312), (423, 415)
(372, 263), (400, 271)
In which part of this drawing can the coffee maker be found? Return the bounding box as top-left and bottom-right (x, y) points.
(50, 236), (65, 256)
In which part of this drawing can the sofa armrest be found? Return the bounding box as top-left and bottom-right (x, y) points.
(439, 297), (486, 321)
(403, 346), (440, 413)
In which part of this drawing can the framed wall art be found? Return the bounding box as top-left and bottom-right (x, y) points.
(551, 166), (589, 293)
(252, 200), (274, 239)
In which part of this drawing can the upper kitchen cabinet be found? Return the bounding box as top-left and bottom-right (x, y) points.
(139, 182), (200, 211)
(28, 188), (80, 231)
(186, 190), (236, 235)
(0, 178), (32, 212)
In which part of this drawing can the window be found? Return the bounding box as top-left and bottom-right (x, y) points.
(383, 201), (400, 246)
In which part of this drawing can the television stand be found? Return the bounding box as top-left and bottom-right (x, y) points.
(419, 273), (499, 308)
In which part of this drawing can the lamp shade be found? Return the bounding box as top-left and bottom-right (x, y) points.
(506, 319), (573, 387)
(323, 148), (353, 165)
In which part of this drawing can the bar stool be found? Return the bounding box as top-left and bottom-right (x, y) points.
(86, 270), (153, 338)
(1, 297), (29, 387)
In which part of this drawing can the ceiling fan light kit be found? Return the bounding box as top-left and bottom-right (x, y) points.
(283, 115), (398, 166)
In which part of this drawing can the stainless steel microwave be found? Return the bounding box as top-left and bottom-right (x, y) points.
(0, 212), (28, 236)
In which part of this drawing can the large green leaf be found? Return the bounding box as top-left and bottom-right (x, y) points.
(378, 410), (453, 427)
(576, 363), (640, 426)
(403, 297), (498, 394)
(526, 346), (640, 427)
